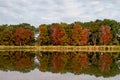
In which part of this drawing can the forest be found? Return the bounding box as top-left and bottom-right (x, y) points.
(0, 19), (120, 46)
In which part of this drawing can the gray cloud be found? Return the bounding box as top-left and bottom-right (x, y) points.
(0, 0), (120, 27)
(0, 69), (120, 80)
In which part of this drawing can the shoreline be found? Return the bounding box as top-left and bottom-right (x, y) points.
(0, 46), (119, 52)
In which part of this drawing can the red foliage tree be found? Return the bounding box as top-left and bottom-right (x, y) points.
(23, 29), (34, 44)
(13, 27), (34, 45)
(71, 24), (82, 45)
(99, 26), (113, 45)
(51, 25), (65, 45)
(71, 24), (89, 45)
(81, 28), (89, 45)
(13, 27), (24, 45)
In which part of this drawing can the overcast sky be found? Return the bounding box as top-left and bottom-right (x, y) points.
(0, 0), (120, 27)
(0, 69), (120, 80)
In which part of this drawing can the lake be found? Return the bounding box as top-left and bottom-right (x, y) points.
(0, 51), (120, 80)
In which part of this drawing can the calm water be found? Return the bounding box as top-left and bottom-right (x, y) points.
(0, 51), (120, 80)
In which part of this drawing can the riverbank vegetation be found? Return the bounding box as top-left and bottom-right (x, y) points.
(0, 19), (120, 46)
(37, 19), (120, 45)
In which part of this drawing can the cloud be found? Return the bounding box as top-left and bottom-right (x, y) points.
(0, 0), (120, 27)
(0, 69), (120, 80)
(91, 1), (100, 5)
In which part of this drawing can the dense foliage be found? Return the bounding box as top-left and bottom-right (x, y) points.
(0, 23), (36, 45)
(37, 19), (120, 45)
(0, 19), (120, 46)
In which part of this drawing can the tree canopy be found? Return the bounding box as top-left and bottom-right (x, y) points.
(0, 19), (120, 46)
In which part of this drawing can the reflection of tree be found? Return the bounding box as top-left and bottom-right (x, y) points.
(36, 52), (51, 72)
(51, 52), (68, 72)
(91, 52), (99, 65)
(99, 53), (112, 72)
(71, 53), (88, 73)
(36, 52), (120, 77)
(0, 51), (36, 73)
(36, 52), (69, 73)
(0, 51), (120, 77)
(0, 51), (12, 71)
(13, 51), (35, 71)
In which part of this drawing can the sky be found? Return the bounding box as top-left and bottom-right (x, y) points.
(0, 0), (120, 27)
(0, 69), (120, 80)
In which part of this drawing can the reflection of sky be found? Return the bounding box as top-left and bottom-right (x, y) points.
(0, 0), (120, 27)
(0, 69), (120, 80)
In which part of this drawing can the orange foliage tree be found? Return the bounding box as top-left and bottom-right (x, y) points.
(51, 25), (65, 45)
(71, 24), (89, 45)
(71, 24), (82, 45)
(99, 26), (113, 45)
(81, 28), (89, 45)
(13, 27), (34, 45)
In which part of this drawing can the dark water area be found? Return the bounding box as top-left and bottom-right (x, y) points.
(0, 51), (120, 80)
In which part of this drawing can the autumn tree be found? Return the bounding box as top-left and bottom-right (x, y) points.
(13, 27), (34, 46)
(23, 29), (35, 45)
(37, 25), (50, 45)
(0, 19), (119, 45)
(50, 25), (65, 45)
(62, 24), (73, 45)
(71, 24), (82, 45)
(60, 23), (69, 45)
(99, 26), (113, 45)
(81, 28), (89, 45)
(71, 24), (89, 45)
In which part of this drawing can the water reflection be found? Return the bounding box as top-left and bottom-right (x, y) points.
(37, 52), (120, 77)
(0, 51), (37, 72)
(0, 51), (120, 79)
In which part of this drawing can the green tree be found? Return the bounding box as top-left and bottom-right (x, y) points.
(8, 23), (36, 32)
(37, 25), (50, 45)
(0, 29), (13, 45)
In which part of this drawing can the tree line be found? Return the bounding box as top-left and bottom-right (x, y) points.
(37, 19), (120, 45)
(0, 23), (36, 45)
(0, 19), (120, 46)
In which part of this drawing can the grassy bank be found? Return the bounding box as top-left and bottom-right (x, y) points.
(0, 46), (119, 52)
